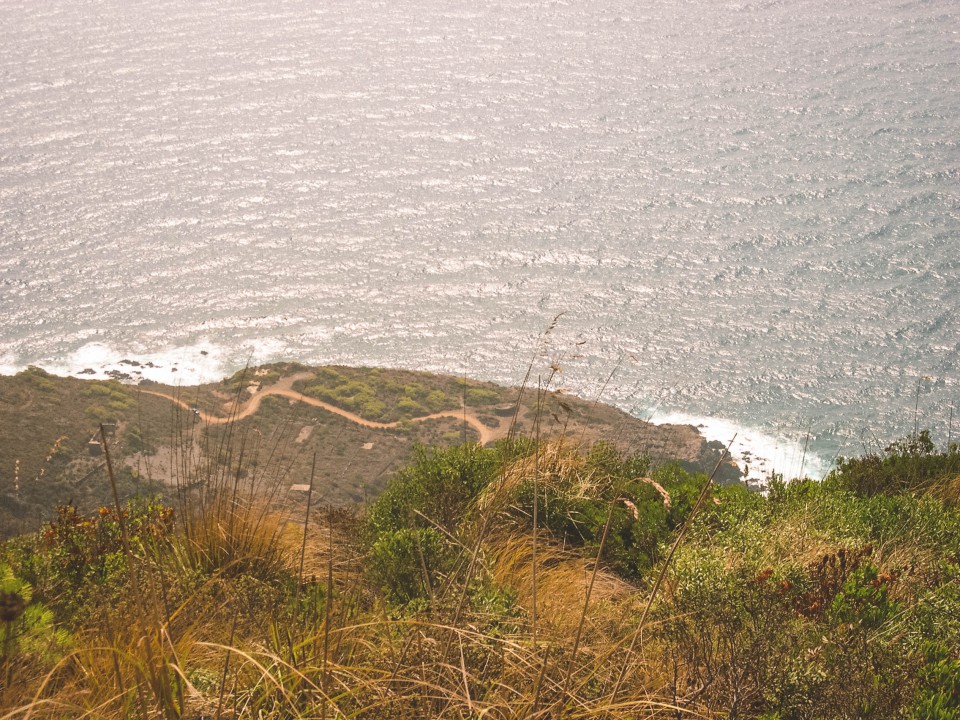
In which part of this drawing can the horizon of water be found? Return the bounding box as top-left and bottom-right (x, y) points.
(2, 0), (958, 482)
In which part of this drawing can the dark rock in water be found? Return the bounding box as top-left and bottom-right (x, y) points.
(144, 362), (156, 368)
(119, 359), (142, 367)
(106, 370), (132, 381)
(78, 368), (96, 375)
(200, 350), (208, 356)
(170, 367), (178, 372)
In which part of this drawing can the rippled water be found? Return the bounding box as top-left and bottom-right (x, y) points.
(1, 0), (958, 479)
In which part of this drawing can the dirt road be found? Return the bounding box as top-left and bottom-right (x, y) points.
(138, 372), (504, 445)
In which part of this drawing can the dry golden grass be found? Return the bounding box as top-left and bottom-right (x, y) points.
(476, 439), (597, 515)
(928, 473), (960, 506)
(487, 533), (635, 635)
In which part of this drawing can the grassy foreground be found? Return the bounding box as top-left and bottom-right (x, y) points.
(2, 413), (960, 717)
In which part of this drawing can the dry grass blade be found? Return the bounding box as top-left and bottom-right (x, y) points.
(297, 453), (317, 593)
(476, 440), (594, 515)
(608, 440), (733, 708)
(560, 486), (620, 704)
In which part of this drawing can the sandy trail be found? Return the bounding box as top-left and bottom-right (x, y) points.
(138, 372), (503, 445)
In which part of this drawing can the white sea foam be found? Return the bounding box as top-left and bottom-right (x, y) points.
(1, 335), (308, 389)
(0, 350), (19, 377)
(28, 341), (231, 386)
(655, 412), (832, 486)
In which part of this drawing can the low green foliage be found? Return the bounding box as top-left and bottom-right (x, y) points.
(502, 444), (706, 578)
(86, 381), (135, 410)
(1, 563), (70, 673)
(465, 388), (500, 406)
(829, 430), (960, 496)
(20, 366), (58, 393)
(656, 435), (960, 719)
(911, 643), (960, 719)
(369, 526), (451, 603)
(123, 425), (154, 454)
(366, 443), (500, 537)
(298, 366), (489, 422)
(20, 499), (173, 620)
(365, 443), (501, 603)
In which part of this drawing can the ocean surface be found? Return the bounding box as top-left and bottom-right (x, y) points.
(1, 0), (958, 482)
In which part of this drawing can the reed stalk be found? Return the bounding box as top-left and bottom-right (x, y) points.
(607, 440), (733, 707)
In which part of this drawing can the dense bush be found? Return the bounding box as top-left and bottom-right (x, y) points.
(366, 443), (500, 537)
(657, 438), (960, 719)
(503, 444), (707, 579)
(368, 526), (451, 604)
(828, 431), (960, 496)
(365, 443), (500, 602)
(0, 563), (70, 679)
(300, 367), (463, 422)
(4, 498), (175, 621)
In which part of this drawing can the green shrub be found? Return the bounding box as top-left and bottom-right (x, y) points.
(37, 499), (174, 616)
(828, 561), (896, 629)
(20, 367), (57, 393)
(403, 383), (428, 401)
(368, 527), (450, 604)
(0, 563), (70, 672)
(465, 388), (500, 406)
(396, 396), (426, 418)
(85, 403), (113, 422)
(828, 431), (960, 496)
(365, 444), (502, 604)
(360, 398), (387, 418)
(911, 643), (960, 719)
(424, 389), (449, 412)
(366, 444), (499, 537)
(658, 551), (799, 716)
(658, 550), (913, 718)
(499, 445), (696, 579)
(649, 445), (960, 718)
(124, 426), (155, 454)
(300, 367), (461, 422)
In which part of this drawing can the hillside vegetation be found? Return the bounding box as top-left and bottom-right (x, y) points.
(1, 403), (959, 718)
(0, 364), (729, 540)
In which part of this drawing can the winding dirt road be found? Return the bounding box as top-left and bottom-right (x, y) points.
(138, 372), (504, 445)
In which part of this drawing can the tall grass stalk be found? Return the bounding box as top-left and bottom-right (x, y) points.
(508, 312), (565, 440)
(532, 376), (543, 650)
(321, 508), (334, 720)
(297, 453), (316, 593)
(607, 439), (733, 707)
(214, 608), (238, 720)
(101, 424), (178, 719)
(560, 479), (621, 705)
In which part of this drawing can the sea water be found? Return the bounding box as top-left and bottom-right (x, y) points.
(1, 0), (958, 482)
